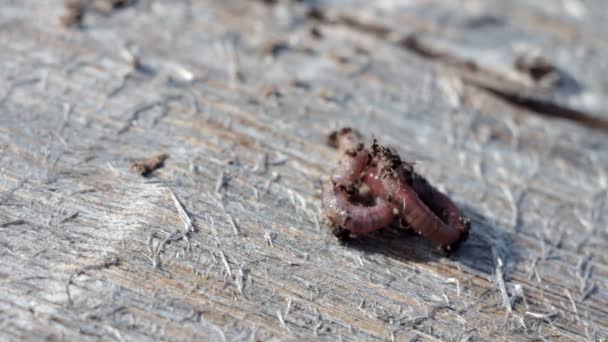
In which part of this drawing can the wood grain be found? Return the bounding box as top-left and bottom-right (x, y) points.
(0, 0), (606, 341)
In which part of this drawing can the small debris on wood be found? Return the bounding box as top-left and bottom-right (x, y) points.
(214, 170), (230, 194)
(61, 0), (134, 28)
(60, 0), (85, 27)
(219, 250), (232, 278)
(169, 188), (194, 233)
(59, 211), (79, 224)
(514, 51), (559, 86)
(494, 255), (512, 312)
(261, 40), (290, 58)
(168, 63), (196, 83)
(284, 297), (292, 318)
(235, 264), (248, 294)
(579, 282), (596, 301)
(524, 311), (559, 323)
(329, 52), (350, 66)
(120, 45), (141, 71)
(268, 154), (289, 166)
(466, 15), (505, 28)
(318, 89), (338, 103)
(226, 212), (240, 236)
(264, 231), (276, 247)
(0, 219), (26, 228)
(288, 78), (310, 90)
(353, 45), (370, 56)
(130, 153), (169, 177)
(564, 289), (580, 322)
(306, 7), (326, 21)
(276, 309), (292, 333)
(259, 84), (282, 98)
(309, 26), (323, 39)
(90, 0), (134, 14)
(107, 73), (133, 98)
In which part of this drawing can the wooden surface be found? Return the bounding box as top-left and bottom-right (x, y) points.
(1, 0), (607, 341)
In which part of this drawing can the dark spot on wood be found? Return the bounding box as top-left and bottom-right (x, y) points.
(259, 84), (282, 98)
(318, 89), (339, 103)
(514, 52), (558, 83)
(353, 46), (369, 56)
(60, 0), (85, 27)
(330, 53), (350, 66)
(1, 219), (26, 228)
(61, 0), (135, 27)
(261, 40), (290, 58)
(130, 153), (169, 177)
(473, 82), (608, 133)
(309, 26), (323, 39)
(307, 8), (326, 21)
(466, 15), (505, 28)
(326, 127), (356, 149)
(107, 0), (132, 9)
(90, 0), (135, 13)
(288, 78), (310, 90)
(331, 225), (351, 243)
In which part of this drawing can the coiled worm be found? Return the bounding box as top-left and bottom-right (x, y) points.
(322, 128), (470, 251)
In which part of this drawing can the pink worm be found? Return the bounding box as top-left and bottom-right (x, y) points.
(323, 127), (469, 249)
(323, 128), (396, 235)
(411, 176), (469, 239)
(362, 165), (468, 249)
(322, 182), (396, 235)
(328, 128), (369, 189)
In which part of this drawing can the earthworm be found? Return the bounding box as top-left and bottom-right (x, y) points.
(326, 128), (369, 189)
(323, 128), (394, 235)
(322, 182), (396, 235)
(322, 128), (469, 250)
(362, 164), (468, 249)
(410, 176), (470, 241)
(365, 142), (469, 248)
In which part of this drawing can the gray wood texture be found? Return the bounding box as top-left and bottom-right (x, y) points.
(1, 0), (607, 341)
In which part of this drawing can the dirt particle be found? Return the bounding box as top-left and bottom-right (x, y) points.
(90, 0), (134, 13)
(309, 26), (323, 39)
(514, 51), (559, 85)
(261, 40), (290, 58)
(288, 78), (310, 90)
(60, 0), (85, 27)
(60, 0), (134, 27)
(259, 84), (282, 98)
(326, 127), (357, 149)
(130, 153), (170, 177)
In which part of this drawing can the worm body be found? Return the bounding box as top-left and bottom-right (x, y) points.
(327, 128), (369, 189)
(331, 148), (368, 189)
(322, 183), (396, 235)
(322, 128), (470, 250)
(363, 166), (467, 249)
(411, 176), (470, 239)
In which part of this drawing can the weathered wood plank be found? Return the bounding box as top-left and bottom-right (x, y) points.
(0, 0), (606, 341)
(307, 0), (608, 128)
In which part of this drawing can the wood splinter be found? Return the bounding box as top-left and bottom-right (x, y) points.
(322, 128), (470, 251)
